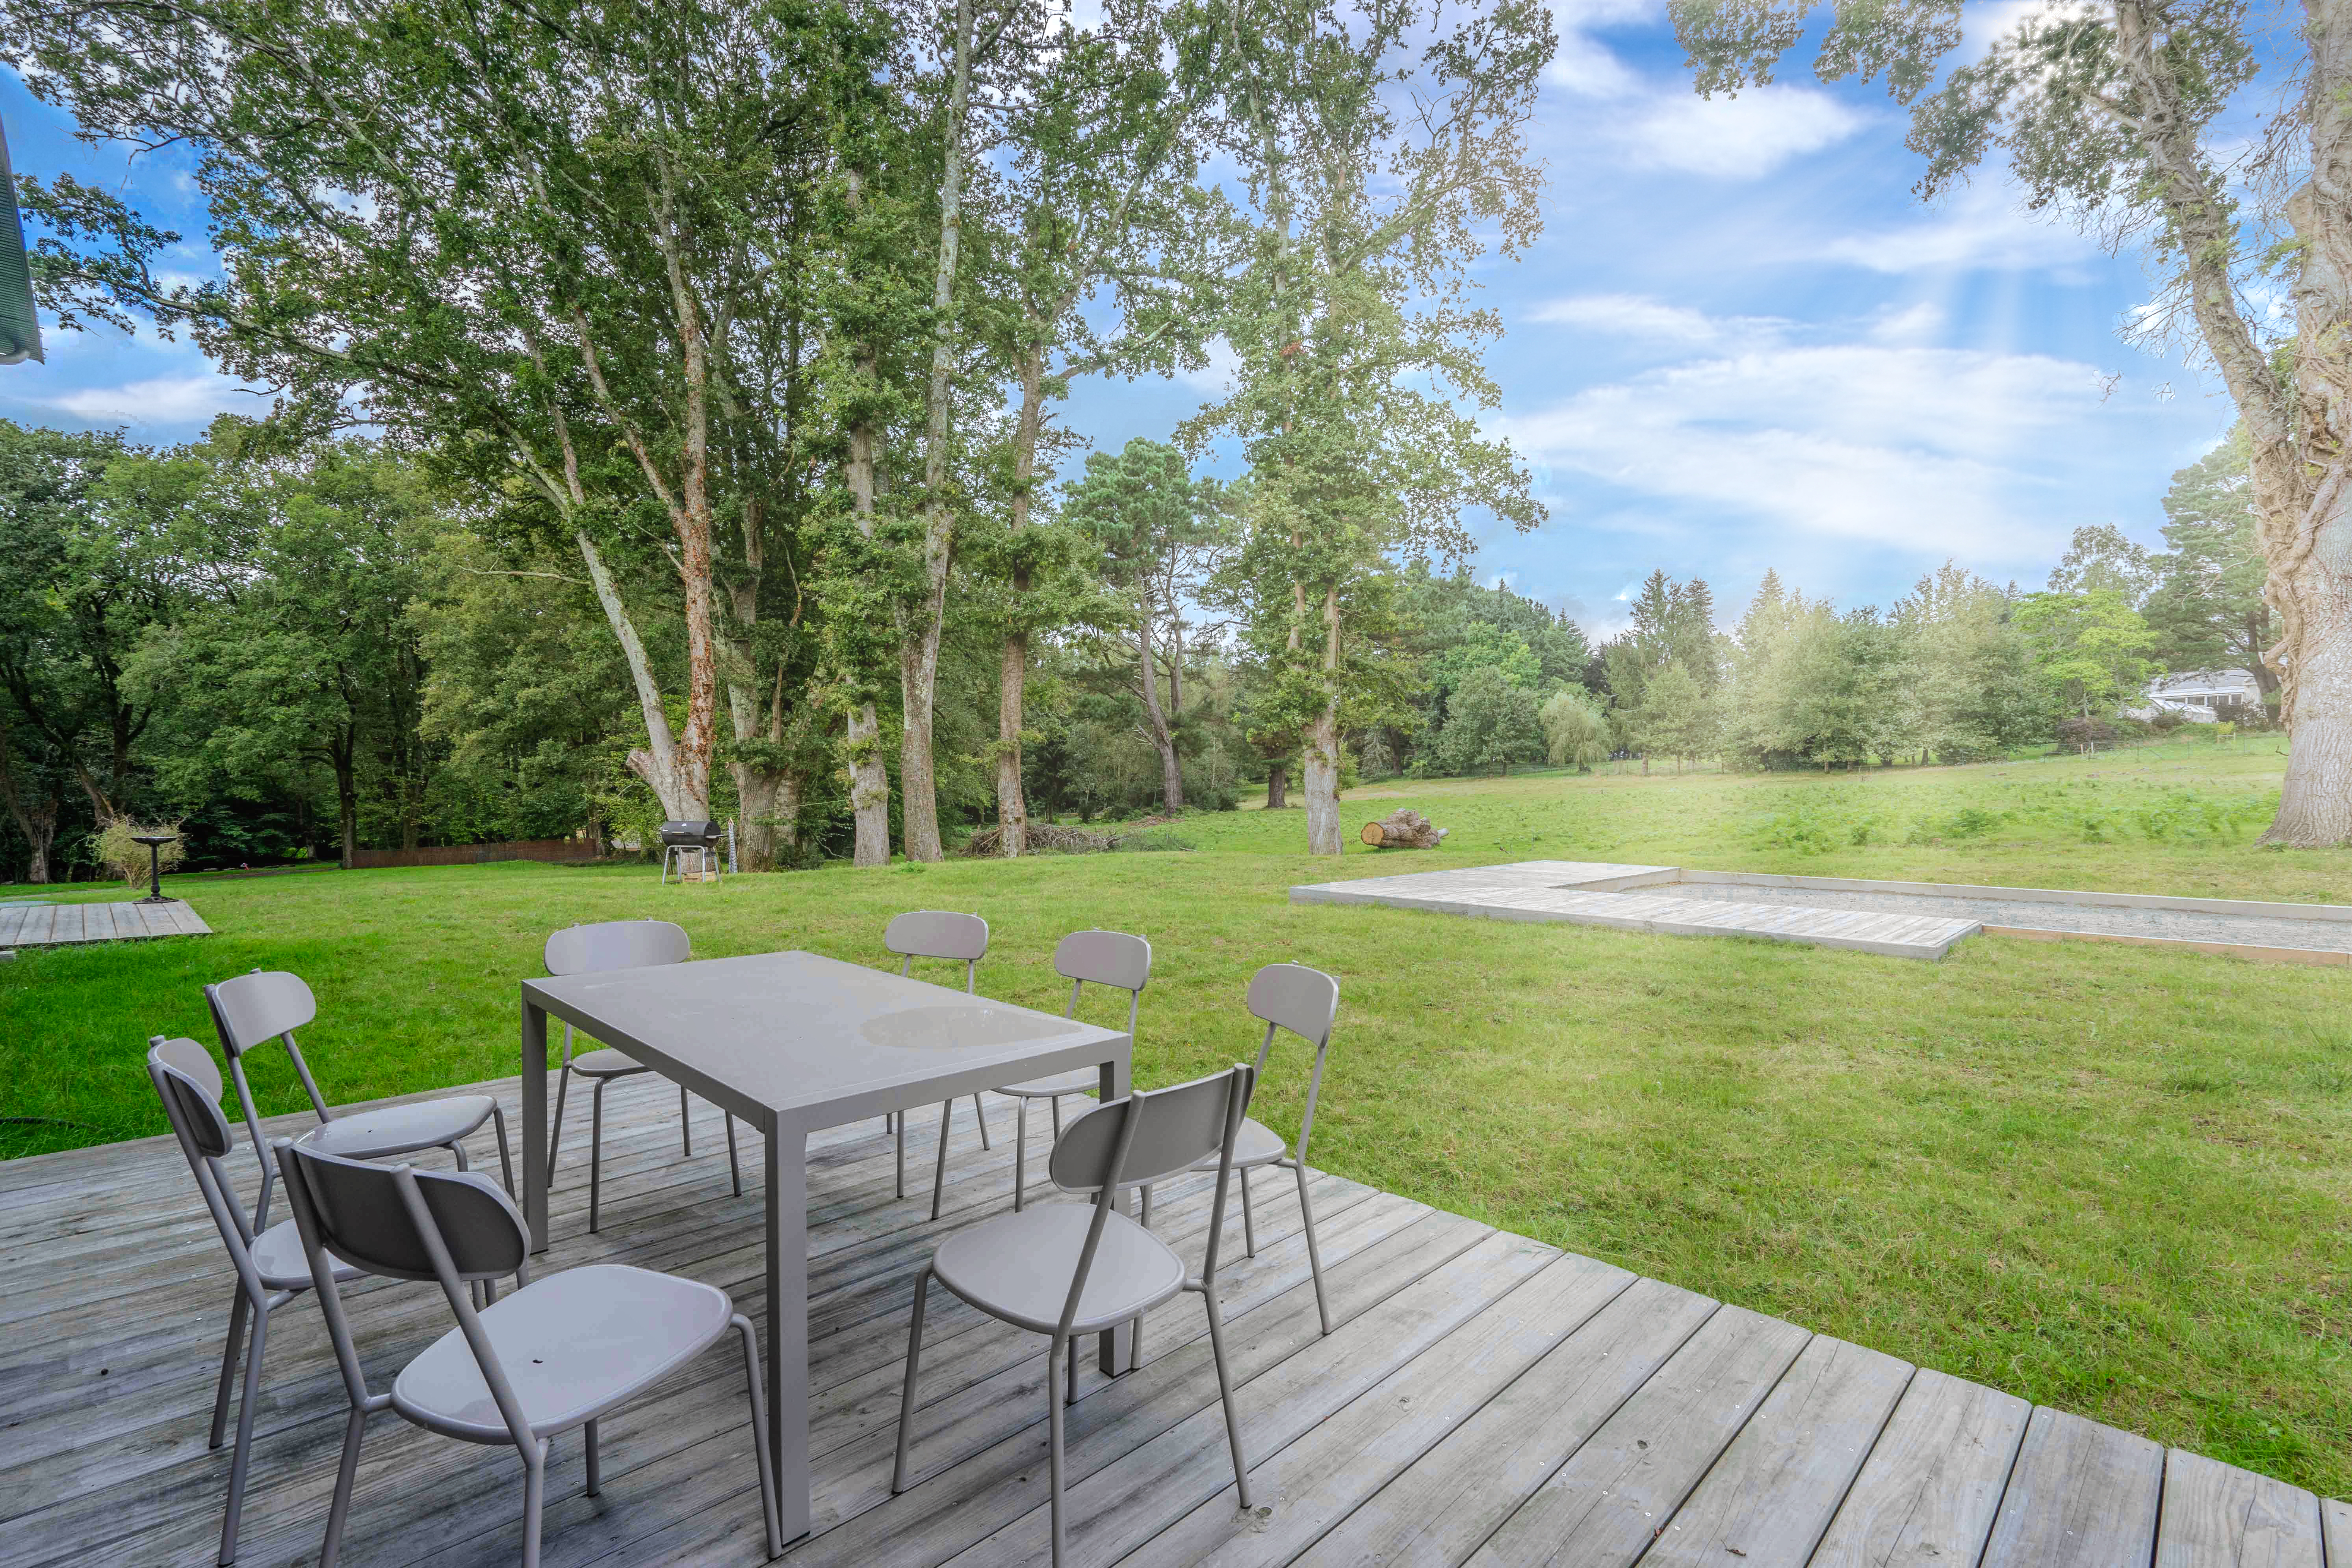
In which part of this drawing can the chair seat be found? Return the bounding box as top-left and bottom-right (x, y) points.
(1189, 1116), (1285, 1171)
(995, 1069), (1099, 1099)
(304, 1095), (497, 1161)
(933, 1202), (1185, 1335)
(566, 1047), (648, 1078)
(393, 1264), (732, 1442)
(251, 1216), (364, 1292)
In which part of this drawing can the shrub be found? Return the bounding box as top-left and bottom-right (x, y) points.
(94, 820), (186, 891)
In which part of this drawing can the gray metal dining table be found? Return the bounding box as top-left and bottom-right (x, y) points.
(519, 948), (1134, 1543)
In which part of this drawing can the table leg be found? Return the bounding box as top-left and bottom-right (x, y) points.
(522, 999), (549, 1253)
(765, 1117), (813, 1542)
(1097, 1049), (1134, 1375)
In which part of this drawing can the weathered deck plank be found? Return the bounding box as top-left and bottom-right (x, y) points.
(1978, 1406), (2164, 1568)
(1807, 1367), (2031, 1568)
(0, 898), (210, 947)
(0, 1069), (2339, 1568)
(2155, 1449), (2323, 1568)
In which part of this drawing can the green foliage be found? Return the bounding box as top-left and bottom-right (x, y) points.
(1430, 666), (1544, 776)
(2016, 588), (2161, 723)
(92, 818), (182, 888)
(1539, 687), (1610, 772)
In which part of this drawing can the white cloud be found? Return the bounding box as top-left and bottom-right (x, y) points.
(1498, 337), (2122, 561)
(1530, 293), (1786, 349)
(49, 374), (259, 426)
(1820, 183), (2097, 273)
(1616, 87), (1866, 179)
(1868, 301), (1946, 345)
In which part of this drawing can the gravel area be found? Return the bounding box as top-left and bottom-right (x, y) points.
(1668, 881), (2352, 953)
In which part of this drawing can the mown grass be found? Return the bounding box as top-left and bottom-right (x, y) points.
(4, 740), (2348, 1496)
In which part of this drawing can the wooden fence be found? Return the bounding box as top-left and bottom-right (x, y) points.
(347, 838), (601, 869)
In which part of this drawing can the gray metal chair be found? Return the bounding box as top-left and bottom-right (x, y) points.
(147, 1035), (368, 1567)
(891, 1063), (1258, 1566)
(997, 930), (1150, 1212)
(272, 1137), (782, 1568)
(882, 911), (995, 1217)
(543, 920), (739, 1232)
(1181, 964), (1341, 1334)
(205, 969), (514, 1231)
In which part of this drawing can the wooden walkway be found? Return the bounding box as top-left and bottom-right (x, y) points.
(1292, 865), (1981, 959)
(0, 898), (210, 948)
(3, 1074), (2341, 1568)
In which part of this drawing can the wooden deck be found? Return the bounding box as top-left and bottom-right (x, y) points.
(0, 897), (211, 948)
(1291, 865), (1980, 959)
(3, 1073), (2339, 1568)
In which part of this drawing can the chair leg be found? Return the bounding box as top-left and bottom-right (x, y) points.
(891, 1266), (933, 1494)
(550, 1065), (573, 1171)
(520, 1443), (547, 1568)
(1239, 1164), (1257, 1256)
(1202, 1287), (1254, 1510)
(490, 1102), (515, 1195)
(590, 1077), (607, 1234)
(209, 1284), (249, 1449)
(735, 1315), (783, 1557)
(929, 1099), (954, 1222)
(452, 1140), (470, 1173)
(1293, 1159), (1331, 1334)
(317, 1403), (368, 1568)
(725, 1113), (742, 1197)
(218, 1298), (268, 1565)
(1066, 1331), (1080, 1405)
(1051, 1094), (1063, 1139)
(584, 1418), (601, 1496)
(895, 1112), (906, 1199)
(1047, 1332), (1069, 1568)
(971, 1092), (991, 1149)
(1013, 1097), (1029, 1214)
(679, 1084), (693, 1158)
(1140, 1183), (1154, 1229)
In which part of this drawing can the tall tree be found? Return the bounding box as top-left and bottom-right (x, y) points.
(984, 0), (1223, 852)
(1063, 439), (1227, 812)
(2146, 426), (2278, 705)
(13, 0), (876, 862)
(1177, 0), (1553, 854)
(1670, 0), (2352, 840)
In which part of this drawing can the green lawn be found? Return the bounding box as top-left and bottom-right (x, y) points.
(6, 740), (2349, 1497)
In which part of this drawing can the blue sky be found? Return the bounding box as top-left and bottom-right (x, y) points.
(3, 1), (2234, 636)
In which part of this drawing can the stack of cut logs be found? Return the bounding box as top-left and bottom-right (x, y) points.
(1359, 808), (1448, 849)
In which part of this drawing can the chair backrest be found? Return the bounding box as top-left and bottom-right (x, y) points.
(274, 1138), (535, 1446)
(886, 911), (988, 991)
(203, 969), (336, 1223)
(1055, 929), (1150, 1039)
(280, 1140), (528, 1283)
(1050, 1064), (1251, 1193)
(1245, 963), (1340, 1162)
(1055, 930), (1151, 993)
(147, 1036), (267, 1298)
(1045, 1063), (1257, 1332)
(545, 919), (691, 977)
(206, 970), (317, 1060)
(150, 1035), (232, 1158)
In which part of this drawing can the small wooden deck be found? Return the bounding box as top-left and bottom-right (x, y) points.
(0, 897), (210, 948)
(2, 1074), (2341, 1567)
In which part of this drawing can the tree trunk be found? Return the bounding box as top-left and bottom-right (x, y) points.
(2263, 503), (2352, 841)
(0, 731), (56, 883)
(575, 529), (703, 820)
(1265, 758), (1289, 808)
(901, 0), (978, 865)
(332, 732), (358, 871)
(1136, 612), (1184, 814)
(997, 629), (1028, 856)
(1303, 585), (1344, 854)
(996, 334), (1047, 857)
(845, 703), (891, 866)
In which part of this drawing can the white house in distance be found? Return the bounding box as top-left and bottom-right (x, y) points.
(2139, 669), (2264, 722)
